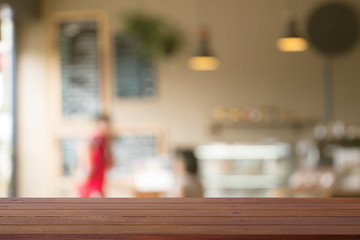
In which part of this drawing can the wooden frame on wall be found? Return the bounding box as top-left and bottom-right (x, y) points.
(49, 10), (112, 133)
(56, 127), (167, 197)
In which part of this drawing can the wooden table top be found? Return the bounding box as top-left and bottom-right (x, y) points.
(0, 198), (359, 239)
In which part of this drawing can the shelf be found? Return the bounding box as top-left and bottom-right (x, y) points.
(211, 120), (316, 134)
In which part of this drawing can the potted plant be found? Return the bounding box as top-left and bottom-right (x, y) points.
(120, 11), (185, 60)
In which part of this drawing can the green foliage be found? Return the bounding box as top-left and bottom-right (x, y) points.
(121, 11), (185, 60)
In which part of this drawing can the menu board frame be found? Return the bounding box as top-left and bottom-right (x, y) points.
(59, 127), (167, 178)
(49, 10), (111, 129)
(56, 126), (167, 196)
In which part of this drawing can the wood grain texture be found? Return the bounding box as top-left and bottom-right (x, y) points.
(0, 198), (359, 239)
(1, 235), (360, 240)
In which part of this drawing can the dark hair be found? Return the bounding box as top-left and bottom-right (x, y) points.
(176, 149), (199, 175)
(96, 113), (110, 122)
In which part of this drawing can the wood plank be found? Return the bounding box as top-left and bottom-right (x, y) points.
(1, 209), (359, 217)
(0, 216), (358, 226)
(1, 198), (359, 203)
(0, 235), (359, 240)
(1, 203), (360, 210)
(0, 225), (360, 235)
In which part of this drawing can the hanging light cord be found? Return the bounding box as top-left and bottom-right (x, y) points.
(197, 0), (210, 27)
(284, 0), (298, 21)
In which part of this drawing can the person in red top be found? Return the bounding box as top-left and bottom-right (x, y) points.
(78, 114), (114, 197)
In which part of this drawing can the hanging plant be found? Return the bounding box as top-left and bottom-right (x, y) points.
(121, 11), (185, 60)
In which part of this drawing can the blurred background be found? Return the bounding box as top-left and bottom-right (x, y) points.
(1, 0), (360, 198)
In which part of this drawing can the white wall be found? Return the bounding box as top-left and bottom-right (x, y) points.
(17, 0), (360, 196)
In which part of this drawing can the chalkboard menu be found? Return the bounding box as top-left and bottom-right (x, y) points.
(115, 36), (155, 98)
(61, 138), (81, 176)
(112, 134), (158, 174)
(61, 134), (158, 176)
(59, 21), (100, 117)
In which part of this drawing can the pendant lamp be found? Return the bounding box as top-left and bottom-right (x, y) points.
(188, 25), (219, 71)
(277, 9), (308, 52)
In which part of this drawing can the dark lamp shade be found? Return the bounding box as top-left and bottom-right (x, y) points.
(189, 26), (220, 71)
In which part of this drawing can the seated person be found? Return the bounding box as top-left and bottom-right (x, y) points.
(173, 149), (204, 198)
